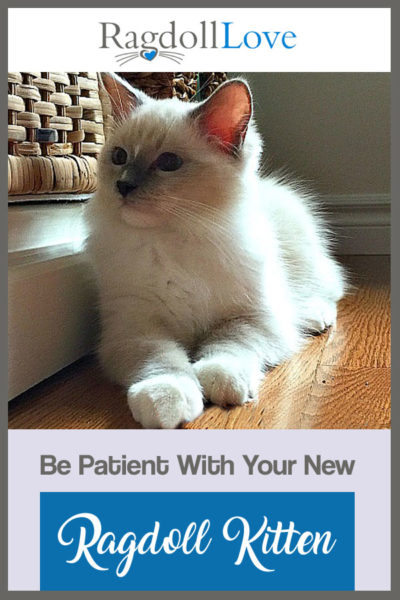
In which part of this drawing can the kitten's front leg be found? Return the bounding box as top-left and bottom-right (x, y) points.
(100, 337), (203, 428)
(193, 319), (268, 407)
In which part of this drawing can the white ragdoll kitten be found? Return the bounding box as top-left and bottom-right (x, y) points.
(87, 73), (345, 429)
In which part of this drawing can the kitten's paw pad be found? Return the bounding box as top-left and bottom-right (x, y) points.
(128, 375), (203, 429)
(304, 299), (337, 333)
(194, 357), (260, 407)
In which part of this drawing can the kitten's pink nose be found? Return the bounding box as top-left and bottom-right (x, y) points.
(117, 180), (137, 198)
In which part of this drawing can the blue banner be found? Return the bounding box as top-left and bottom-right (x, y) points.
(40, 492), (354, 590)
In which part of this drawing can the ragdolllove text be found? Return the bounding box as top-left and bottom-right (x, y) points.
(41, 454), (356, 476)
(57, 512), (336, 577)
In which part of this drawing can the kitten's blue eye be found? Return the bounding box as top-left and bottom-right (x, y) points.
(111, 147), (127, 165)
(156, 152), (183, 172)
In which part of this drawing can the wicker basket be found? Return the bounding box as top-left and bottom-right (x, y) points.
(117, 72), (227, 101)
(8, 72), (104, 196)
(8, 72), (227, 197)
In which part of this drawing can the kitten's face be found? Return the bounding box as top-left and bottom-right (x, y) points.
(96, 77), (256, 230)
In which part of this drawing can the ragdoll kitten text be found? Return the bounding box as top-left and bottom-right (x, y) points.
(57, 512), (336, 577)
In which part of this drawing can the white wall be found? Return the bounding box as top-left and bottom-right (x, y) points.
(232, 72), (390, 254)
(236, 73), (390, 195)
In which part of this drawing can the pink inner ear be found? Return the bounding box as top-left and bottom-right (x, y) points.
(101, 73), (138, 122)
(199, 83), (252, 152)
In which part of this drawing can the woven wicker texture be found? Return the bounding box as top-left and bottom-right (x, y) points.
(8, 72), (227, 196)
(8, 72), (105, 195)
(117, 72), (227, 101)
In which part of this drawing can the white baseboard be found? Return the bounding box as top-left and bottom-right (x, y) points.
(8, 203), (97, 400)
(322, 193), (390, 255)
(8, 254), (97, 400)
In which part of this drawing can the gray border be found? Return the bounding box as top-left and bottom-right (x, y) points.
(3, 0), (396, 598)
(390, 0), (397, 597)
(2, 4), (9, 600)
(1, 1), (395, 7)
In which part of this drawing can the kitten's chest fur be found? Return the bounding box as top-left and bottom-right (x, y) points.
(97, 228), (257, 342)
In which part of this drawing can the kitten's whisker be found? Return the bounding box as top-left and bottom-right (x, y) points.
(159, 204), (235, 265)
(160, 191), (229, 217)
(182, 198), (232, 220)
(165, 221), (234, 271)
(160, 202), (221, 236)
(160, 193), (235, 234)
(180, 209), (231, 238)
(160, 201), (231, 239)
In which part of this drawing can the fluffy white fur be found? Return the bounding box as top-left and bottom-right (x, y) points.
(87, 75), (345, 428)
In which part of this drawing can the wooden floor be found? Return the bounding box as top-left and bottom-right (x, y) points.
(8, 255), (390, 430)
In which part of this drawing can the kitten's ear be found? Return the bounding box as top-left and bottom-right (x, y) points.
(100, 73), (143, 122)
(191, 80), (252, 155)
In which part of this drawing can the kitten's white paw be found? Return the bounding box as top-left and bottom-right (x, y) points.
(304, 298), (337, 332)
(194, 356), (261, 407)
(127, 374), (204, 429)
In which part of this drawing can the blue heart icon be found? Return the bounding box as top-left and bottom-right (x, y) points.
(143, 50), (157, 61)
